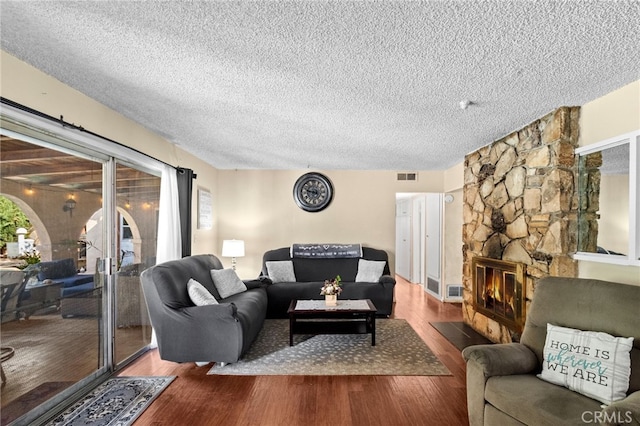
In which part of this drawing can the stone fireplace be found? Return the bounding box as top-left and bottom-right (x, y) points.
(462, 107), (582, 343)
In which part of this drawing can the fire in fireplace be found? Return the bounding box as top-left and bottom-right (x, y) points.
(472, 256), (526, 332)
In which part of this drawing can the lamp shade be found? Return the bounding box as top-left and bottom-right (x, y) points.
(222, 240), (245, 258)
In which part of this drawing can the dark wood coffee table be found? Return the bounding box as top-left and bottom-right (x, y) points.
(287, 299), (377, 346)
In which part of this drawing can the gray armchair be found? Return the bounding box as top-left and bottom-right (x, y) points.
(462, 277), (640, 426)
(140, 254), (267, 364)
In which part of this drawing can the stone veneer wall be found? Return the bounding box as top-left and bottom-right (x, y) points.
(462, 107), (581, 343)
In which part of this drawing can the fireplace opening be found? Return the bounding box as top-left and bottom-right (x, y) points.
(472, 256), (525, 332)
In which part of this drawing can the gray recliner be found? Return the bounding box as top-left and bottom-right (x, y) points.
(140, 254), (267, 364)
(462, 277), (640, 426)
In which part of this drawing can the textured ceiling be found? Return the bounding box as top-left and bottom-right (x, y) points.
(1, 1), (639, 170)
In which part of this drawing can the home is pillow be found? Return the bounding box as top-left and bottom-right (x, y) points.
(538, 323), (633, 405)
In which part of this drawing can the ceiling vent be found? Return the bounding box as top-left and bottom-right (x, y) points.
(397, 172), (417, 181)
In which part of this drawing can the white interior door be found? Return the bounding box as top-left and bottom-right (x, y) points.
(412, 195), (426, 285)
(425, 193), (442, 298)
(395, 199), (411, 280)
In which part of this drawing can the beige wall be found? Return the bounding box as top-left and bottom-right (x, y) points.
(579, 80), (640, 147)
(216, 169), (445, 278)
(577, 79), (640, 284)
(443, 188), (464, 288)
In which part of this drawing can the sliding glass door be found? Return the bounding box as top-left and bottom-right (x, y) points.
(0, 135), (109, 424)
(113, 161), (160, 365)
(1, 112), (162, 423)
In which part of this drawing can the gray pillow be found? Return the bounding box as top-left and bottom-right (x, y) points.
(210, 268), (247, 298)
(266, 260), (296, 283)
(187, 278), (218, 306)
(355, 259), (385, 282)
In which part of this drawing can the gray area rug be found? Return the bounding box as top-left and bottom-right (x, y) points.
(208, 319), (450, 376)
(45, 376), (174, 426)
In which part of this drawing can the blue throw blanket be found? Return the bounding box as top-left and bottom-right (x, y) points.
(291, 243), (362, 258)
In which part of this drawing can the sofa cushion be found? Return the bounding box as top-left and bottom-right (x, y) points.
(486, 374), (603, 425)
(61, 282), (95, 298)
(210, 269), (247, 299)
(265, 261), (296, 283)
(355, 259), (385, 282)
(538, 323), (633, 405)
(187, 278), (218, 306)
(55, 274), (94, 289)
(37, 258), (77, 281)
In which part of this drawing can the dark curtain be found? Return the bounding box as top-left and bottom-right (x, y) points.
(176, 168), (195, 257)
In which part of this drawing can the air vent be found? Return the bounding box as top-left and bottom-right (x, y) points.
(397, 172), (417, 181)
(427, 278), (439, 294)
(447, 285), (463, 298)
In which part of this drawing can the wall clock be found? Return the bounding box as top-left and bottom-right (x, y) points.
(293, 172), (334, 212)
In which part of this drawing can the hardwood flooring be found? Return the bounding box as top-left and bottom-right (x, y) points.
(119, 277), (470, 426)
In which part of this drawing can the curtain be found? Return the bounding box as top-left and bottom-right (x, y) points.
(176, 168), (194, 257)
(156, 164), (182, 264)
(150, 164), (182, 348)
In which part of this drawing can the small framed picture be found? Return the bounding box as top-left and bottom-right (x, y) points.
(197, 187), (212, 230)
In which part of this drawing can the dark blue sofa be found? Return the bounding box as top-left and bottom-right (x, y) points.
(31, 258), (94, 297)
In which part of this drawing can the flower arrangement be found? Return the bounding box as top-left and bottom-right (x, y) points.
(320, 275), (342, 296)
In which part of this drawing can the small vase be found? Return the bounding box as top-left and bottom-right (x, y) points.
(325, 294), (337, 306)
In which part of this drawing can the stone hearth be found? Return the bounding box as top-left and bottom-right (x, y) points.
(462, 107), (581, 343)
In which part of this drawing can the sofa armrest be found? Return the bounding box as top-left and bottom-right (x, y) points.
(379, 274), (396, 285)
(603, 391), (640, 426)
(257, 275), (273, 285)
(181, 302), (238, 321)
(462, 343), (538, 377)
(462, 343), (538, 426)
(154, 302), (243, 363)
(243, 279), (265, 290)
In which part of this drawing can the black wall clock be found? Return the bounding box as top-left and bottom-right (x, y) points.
(293, 172), (334, 212)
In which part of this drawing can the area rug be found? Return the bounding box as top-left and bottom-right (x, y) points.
(45, 376), (175, 426)
(208, 319), (450, 376)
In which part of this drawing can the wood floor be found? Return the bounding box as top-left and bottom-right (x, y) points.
(119, 277), (470, 426)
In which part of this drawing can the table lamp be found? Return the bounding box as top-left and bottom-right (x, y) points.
(222, 239), (245, 270)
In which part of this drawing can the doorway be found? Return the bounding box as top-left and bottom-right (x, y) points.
(395, 192), (443, 298)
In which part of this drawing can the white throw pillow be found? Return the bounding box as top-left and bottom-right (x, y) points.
(266, 260), (296, 283)
(187, 278), (218, 306)
(537, 323), (633, 405)
(210, 268), (247, 299)
(355, 259), (385, 282)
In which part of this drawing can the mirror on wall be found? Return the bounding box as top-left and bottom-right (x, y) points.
(577, 142), (629, 256)
(575, 129), (639, 266)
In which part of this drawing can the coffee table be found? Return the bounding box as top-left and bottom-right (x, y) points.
(287, 299), (377, 346)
